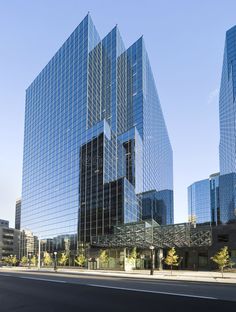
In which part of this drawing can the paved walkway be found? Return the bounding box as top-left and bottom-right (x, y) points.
(2, 267), (236, 284)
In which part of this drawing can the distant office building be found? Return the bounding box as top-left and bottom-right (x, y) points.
(188, 179), (211, 224)
(20, 230), (38, 258)
(0, 220), (21, 261)
(15, 198), (21, 230)
(21, 14), (173, 253)
(218, 26), (236, 224)
(0, 219), (9, 228)
(188, 172), (236, 225)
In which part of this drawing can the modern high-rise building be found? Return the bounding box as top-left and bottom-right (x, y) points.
(15, 198), (21, 230)
(188, 173), (220, 225)
(188, 179), (211, 224)
(21, 15), (173, 252)
(219, 26), (236, 223)
(219, 26), (236, 175)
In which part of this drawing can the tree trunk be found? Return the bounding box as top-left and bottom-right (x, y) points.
(221, 267), (224, 278)
(171, 265), (173, 275)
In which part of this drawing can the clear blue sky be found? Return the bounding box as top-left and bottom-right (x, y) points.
(1, 0), (235, 227)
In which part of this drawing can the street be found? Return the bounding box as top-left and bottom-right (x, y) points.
(0, 270), (235, 311)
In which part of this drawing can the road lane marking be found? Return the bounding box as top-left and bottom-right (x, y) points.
(17, 276), (67, 283)
(0, 273), (67, 283)
(86, 284), (217, 300)
(0, 273), (222, 301)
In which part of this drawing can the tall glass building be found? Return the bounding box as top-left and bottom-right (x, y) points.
(21, 15), (173, 252)
(219, 26), (236, 223)
(188, 179), (211, 224)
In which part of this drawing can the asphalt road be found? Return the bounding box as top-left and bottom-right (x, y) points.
(0, 271), (235, 312)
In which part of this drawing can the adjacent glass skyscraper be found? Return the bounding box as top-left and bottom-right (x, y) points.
(188, 173), (220, 225)
(188, 179), (211, 224)
(21, 15), (173, 251)
(219, 26), (236, 223)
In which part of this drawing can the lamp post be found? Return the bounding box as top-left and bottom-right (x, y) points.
(10, 254), (13, 267)
(28, 252), (32, 269)
(54, 252), (57, 272)
(149, 245), (155, 275)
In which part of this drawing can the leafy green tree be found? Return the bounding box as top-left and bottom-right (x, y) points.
(31, 255), (37, 267)
(164, 247), (179, 275)
(99, 250), (109, 266)
(11, 255), (18, 266)
(43, 252), (52, 266)
(20, 256), (28, 266)
(2, 256), (10, 266)
(211, 246), (231, 277)
(58, 252), (68, 266)
(127, 247), (137, 266)
(75, 254), (86, 267)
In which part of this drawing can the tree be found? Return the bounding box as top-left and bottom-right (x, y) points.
(211, 246), (231, 277)
(75, 254), (86, 267)
(20, 256), (28, 266)
(127, 247), (137, 267)
(99, 250), (109, 266)
(31, 255), (37, 267)
(2, 256), (11, 266)
(58, 252), (68, 266)
(164, 247), (179, 275)
(11, 255), (18, 266)
(43, 252), (52, 266)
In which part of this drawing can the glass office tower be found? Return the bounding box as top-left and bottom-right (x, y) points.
(188, 179), (211, 224)
(219, 26), (236, 175)
(219, 26), (236, 223)
(21, 15), (173, 252)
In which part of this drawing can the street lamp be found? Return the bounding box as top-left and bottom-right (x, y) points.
(28, 253), (32, 269)
(54, 252), (58, 272)
(149, 245), (155, 275)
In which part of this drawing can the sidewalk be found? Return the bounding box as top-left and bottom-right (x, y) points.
(2, 266), (236, 284)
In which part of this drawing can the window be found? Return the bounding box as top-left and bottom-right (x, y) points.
(217, 234), (229, 242)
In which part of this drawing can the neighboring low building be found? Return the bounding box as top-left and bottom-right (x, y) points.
(0, 220), (21, 261)
(15, 198), (21, 230)
(174, 223), (236, 270)
(0, 219), (9, 228)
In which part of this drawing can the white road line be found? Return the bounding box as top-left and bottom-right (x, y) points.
(18, 276), (67, 283)
(86, 284), (217, 300)
(134, 281), (188, 287)
(0, 274), (219, 301)
(0, 274), (12, 277)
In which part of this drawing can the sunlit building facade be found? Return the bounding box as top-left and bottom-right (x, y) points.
(21, 15), (173, 253)
(188, 179), (211, 224)
(219, 26), (236, 223)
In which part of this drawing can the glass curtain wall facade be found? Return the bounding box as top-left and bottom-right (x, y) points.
(188, 179), (211, 224)
(219, 26), (236, 175)
(21, 15), (173, 254)
(209, 173), (220, 225)
(219, 26), (236, 223)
